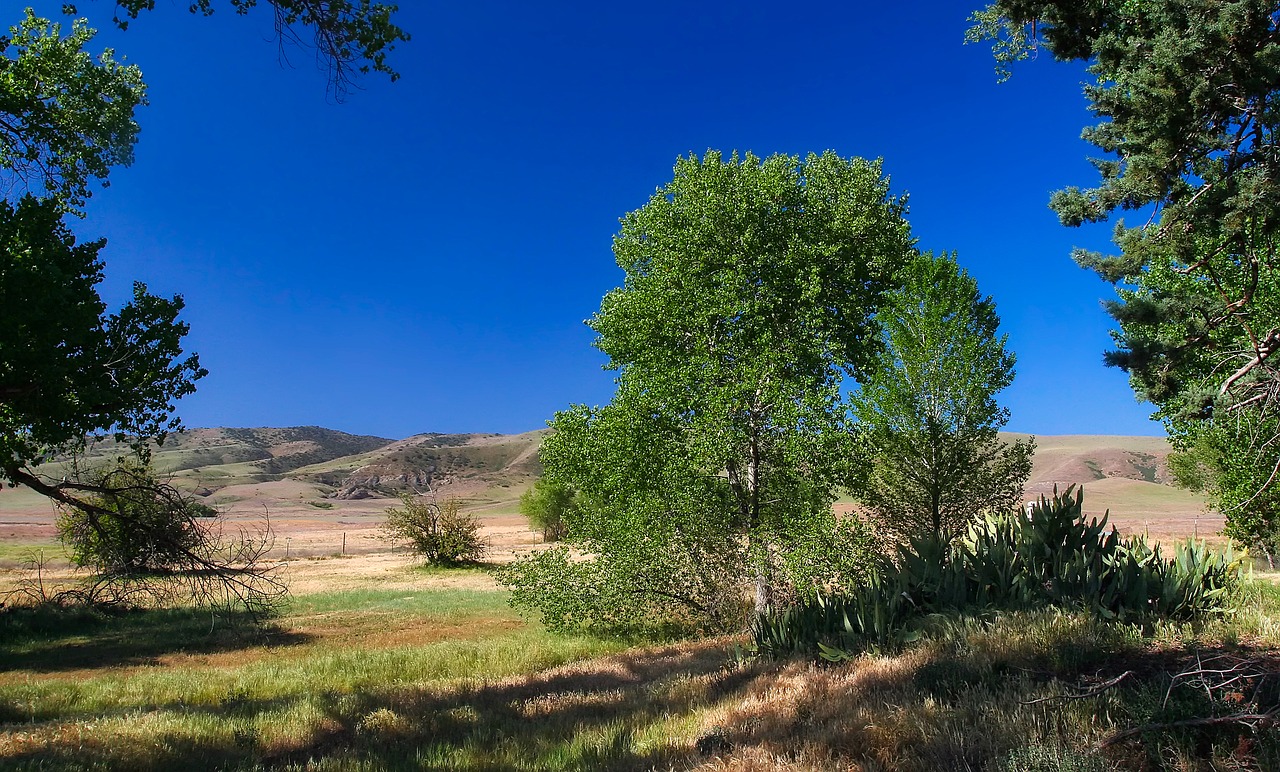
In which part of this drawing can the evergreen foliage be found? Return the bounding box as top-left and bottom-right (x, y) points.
(968, 1), (1280, 549)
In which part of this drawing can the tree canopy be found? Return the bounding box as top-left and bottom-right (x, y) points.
(0, 195), (204, 491)
(68, 0), (408, 98)
(968, 0), (1280, 545)
(0, 10), (145, 210)
(501, 151), (915, 631)
(0, 1), (405, 487)
(853, 251), (1033, 543)
(0, 2), (404, 610)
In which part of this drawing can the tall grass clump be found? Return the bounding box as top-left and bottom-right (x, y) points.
(755, 486), (1246, 658)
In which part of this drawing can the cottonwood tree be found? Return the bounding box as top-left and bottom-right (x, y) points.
(501, 151), (916, 631)
(0, 195), (204, 498)
(967, 0), (1280, 548)
(852, 252), (1033, 544)
(0, 10), (145, 210)
(518, 478), (574, 541)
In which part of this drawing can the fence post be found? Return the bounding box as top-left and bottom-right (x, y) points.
(342, 532), (346, 556)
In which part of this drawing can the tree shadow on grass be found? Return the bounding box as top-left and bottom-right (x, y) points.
(262, 637), (764, 771)
(700, 627), (1280, 772)
(0, 604), (310, 673)
(2, 637), (763, 771)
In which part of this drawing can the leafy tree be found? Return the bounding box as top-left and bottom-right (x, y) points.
(0, 4), (403, 609)
(382, 493), (485, 566)
(852, 252), (1034, 543)
(0, 10), (145, 211)
(518, 478), (574, 542)
(0, 195), (204, 497)
(967, 1), (1280, 546)
(66, 0), (408, 98)
(501, 151), (916, 631)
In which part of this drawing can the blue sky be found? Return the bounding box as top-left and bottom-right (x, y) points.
(25, 1), (1159, 439)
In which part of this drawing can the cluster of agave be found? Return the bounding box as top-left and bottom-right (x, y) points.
(754, 486), (1245, 659)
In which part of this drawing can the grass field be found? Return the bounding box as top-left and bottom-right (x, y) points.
(3, 550), (1279, 771)
(2, 431), (1274, 770)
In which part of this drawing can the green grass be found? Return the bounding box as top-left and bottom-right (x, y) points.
(0, 578), (644, 770)
(4, 570), (1280, 771)
(0, 542), (63, 566)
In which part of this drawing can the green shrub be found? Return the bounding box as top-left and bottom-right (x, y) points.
(382, 494), (485, 566)
(755, 486), (1246, 658)
(518, 479), (574, 542)
(497, 534), (748, 637)
(56, 457), (207, 574)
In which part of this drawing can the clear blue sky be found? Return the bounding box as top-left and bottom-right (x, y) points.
(26, 1), (1160, 439)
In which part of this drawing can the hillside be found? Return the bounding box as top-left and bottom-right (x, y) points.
(1012, 433), (1175, 490)
(1, 428), (1205, 525)
(13, 428), (1191, 503)
(291, 430), (546, 499)
(1006, 433), (1208, 526)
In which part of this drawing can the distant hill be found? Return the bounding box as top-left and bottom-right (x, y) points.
(79, 426), (395, 477)
(1007, 433), (1176, 492)
(291, 430), (546, 499)
(1005, 433), (1206, 522)
(8, 427), (1196, 511)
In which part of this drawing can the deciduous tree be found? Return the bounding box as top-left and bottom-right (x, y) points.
(1, 3), (404, 610)
(518, 478), (574, 542)
(0, 195), (204, 494)
(68, 0), (407, 97)
(0, 10), (145, 211)
(501, 151), (915, 631)
(852, 252), (1033, 543)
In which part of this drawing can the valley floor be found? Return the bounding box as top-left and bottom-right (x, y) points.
(1, 549), (1279, 770)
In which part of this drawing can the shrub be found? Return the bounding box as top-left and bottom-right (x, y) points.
(497, 534), (748, 636)
(46, 455), (285, 614)
(56, 457), (207, 574)
(518, 479), (574, 542)
(382, 493), (485, 566)
(754, 486), (1246, 659)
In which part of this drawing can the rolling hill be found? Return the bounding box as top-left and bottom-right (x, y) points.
(0, 428), (1208, 537)
(13, 427), (1192, 502)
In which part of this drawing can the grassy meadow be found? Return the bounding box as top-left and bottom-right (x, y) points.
(2, 551), (1280, 771)
(1, 431), (1274, 770)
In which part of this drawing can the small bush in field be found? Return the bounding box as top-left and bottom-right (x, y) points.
(382, 493), (484, 566)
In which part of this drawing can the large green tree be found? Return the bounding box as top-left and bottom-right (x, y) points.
(0, 10), (145, 211)
(1, 3), (405, 475)
(852, 251), (1034, 544)
(0, 195), (203, 497)
(502, 151), (915, 630)
(968, 0), (1280, 547)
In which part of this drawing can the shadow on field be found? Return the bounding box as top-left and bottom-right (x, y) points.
(0, 605), (308, 673)
(0, 638), (755, 770)
(257, 638), (758, 770)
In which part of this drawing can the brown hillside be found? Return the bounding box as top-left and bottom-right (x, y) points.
(1003, 433), (1175, 494)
